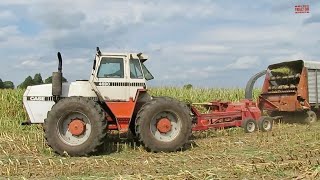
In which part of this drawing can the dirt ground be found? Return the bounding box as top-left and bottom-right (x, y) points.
(1, 120), (320, 179)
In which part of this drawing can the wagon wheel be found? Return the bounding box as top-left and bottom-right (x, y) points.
(241, 118), (258, 133)
(302, 110), (317, 124)
(258, 116), (273, 132)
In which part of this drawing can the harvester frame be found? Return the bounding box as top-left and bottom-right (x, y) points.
(191, 100), (265, 132)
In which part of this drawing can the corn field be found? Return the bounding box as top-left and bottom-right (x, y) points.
(0, 88), (320, 179)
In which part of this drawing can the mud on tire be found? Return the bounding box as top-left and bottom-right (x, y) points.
(44, 97), (107, 156)
(135, 97), (192, 152)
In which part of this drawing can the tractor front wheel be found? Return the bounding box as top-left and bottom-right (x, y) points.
(44, 97), (107, 156)
(135, 97), (192, 152)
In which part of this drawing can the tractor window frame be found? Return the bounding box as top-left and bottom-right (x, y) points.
(97, 57), (124, 78)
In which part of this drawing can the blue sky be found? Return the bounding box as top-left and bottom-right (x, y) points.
(0, 0), (319, 87)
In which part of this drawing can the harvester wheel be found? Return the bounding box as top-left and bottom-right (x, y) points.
(241, 118), (257, 133)
(258, 116), (273, 132)
(44, 97), (107, 156)
(302, 110), (317, 124)
(135, 97), (192, 152)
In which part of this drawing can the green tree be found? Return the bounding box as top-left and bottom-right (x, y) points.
(0, 78), (4, 89)
(44, 76), (67, 84)
(18, 76), (34, 89)
(183, 84), (193, 90)
(3, 81), (14, 89)
(33, 73), (44, 85)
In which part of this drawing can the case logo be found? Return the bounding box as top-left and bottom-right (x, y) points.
(28, 96), (45, 101)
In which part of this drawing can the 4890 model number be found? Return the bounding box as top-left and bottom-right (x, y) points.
(98, 82), (111, 86)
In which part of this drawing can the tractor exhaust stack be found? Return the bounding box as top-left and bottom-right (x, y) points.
(52, 52), (63, 97)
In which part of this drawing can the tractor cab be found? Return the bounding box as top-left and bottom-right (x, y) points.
(89, 48), (154, 101)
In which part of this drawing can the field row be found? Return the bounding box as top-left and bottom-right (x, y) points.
(1, 88), (320, 179)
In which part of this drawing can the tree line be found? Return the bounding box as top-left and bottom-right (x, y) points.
(0, 73), (67, 89)
(0, 79), (14, 89)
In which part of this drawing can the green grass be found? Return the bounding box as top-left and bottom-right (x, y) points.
(0, 88), (320, 179)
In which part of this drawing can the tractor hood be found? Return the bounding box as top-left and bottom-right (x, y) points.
(23, 81), (98, 124)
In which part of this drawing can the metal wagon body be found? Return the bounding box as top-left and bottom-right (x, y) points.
(258, 60), (320, 123)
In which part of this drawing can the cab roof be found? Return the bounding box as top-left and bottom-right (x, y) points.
(98, 52), (148, 62)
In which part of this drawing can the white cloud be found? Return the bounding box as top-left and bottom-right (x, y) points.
(226, 56), (260, 70)
(200, 26), (297, 43)
(0, 11), (17, 21)
(0, 0), (41, 5)
(268, 52), (315, 64)
(1, 1), (320, 87)
(304, 14), (320, 24)
(18, 59), (55, 69)
(0, 25), (19, 42)
(64, 58), (90, 65)
(175, 44), (230, 54)
(147, 42), (231, 64)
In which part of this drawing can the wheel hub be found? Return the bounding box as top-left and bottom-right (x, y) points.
(247, 122), (255, 132)
(157, 118), (172, 133)
(68, 119), (86, 136)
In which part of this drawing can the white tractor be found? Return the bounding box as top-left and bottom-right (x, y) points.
(23, 47), (192, 156)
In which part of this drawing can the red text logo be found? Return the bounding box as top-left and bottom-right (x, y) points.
(295, 5), (310, 14)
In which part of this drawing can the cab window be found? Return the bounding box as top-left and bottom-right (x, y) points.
(97, 57), (124, 78)
(130, 59), (143, 79)
(141, 63), (154, 80)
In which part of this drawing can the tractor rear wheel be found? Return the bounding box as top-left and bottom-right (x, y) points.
(135, 97), (192, 152)
(44, 97), (107, 156)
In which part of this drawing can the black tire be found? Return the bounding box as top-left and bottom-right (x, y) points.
(302, 110), (317, 124)
(135, 97), (192, 152)
(44, 97), (107, 156)
(129, 120), (137, 137)
(258, 116), (273, 132)
(241, 118), (258, 133)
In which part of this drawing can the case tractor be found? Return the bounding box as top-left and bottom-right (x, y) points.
(23, 47), (271, 156)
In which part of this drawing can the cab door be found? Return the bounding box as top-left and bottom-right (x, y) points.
(128, 58), (146, 100)
(93, 56), (130, 101)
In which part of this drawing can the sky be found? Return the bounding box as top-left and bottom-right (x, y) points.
(0, 0), (319, 88)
